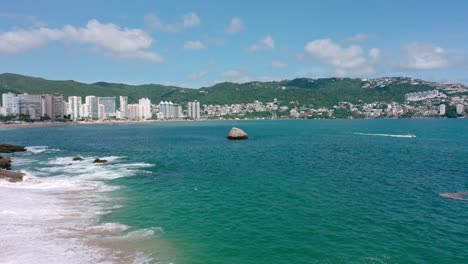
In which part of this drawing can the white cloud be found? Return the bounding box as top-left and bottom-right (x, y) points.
(183, 12), (200, 27)
(249, 34), (275, 52)
(183, 40), (205, 50)
(0, 28), (52, 54)
(145, 12), (200, 32)
(272, 61), (288, 69)
(144, 14), (179, 32)
(400, 42), (455, 70)
(369, 48), (380, 61)
(220, 69), (250, 83)
(0, 13), (46, 27)
(346, 33), (369, 43)
(304, 38), (379, 76)
(226, 17), (244, 34)
(188, 71), (208, 81)
(0, 19), (162, 62)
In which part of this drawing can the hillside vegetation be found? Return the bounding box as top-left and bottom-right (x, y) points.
(0, 73), (437, 107)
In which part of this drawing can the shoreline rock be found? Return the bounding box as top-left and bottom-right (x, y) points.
(93, 158), (108, 164)
(227, 127), (248, 140)
(0, 156), (12, 170)
(73, 156), (84, 161)
(0, 169), (25, 182)
(0, 144), (27, 153)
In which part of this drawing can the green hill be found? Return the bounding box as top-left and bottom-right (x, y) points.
(0, 73), (444, 107)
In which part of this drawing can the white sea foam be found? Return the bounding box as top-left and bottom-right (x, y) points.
(25, 145), (61, 154)
(0, 154), (160, 263)
(354, 132), (416, 138)
(39, 156), (154, 181)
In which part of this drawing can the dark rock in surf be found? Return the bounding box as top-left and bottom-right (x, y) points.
(0, 144), (26, 153)
(72, 156), (84, 161)
(0, 156), (12, 170)
(93, 158), (108, 163)
(0, 169), (24, 182)
(226, 127), (248, 140)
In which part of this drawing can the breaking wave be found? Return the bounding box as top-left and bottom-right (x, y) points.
(25, 145), (61, 154)
(0, 151), (162, 264)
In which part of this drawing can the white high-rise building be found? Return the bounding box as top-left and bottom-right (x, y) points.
(157, 101), (182, 119)
(51, 94), (64, 120)
(68, 96), (82, 121)
(18, 93), (42, 120)
(187, 100), (200, 119)
(85, 96), (99, 119)
(119, 96), (128, 119)
(439, 104), (446, 115)
(98, 104), (106, 120)
(173, 104), (183, 118)
(456, 104), (464, 114)
(40, 94), (64, 120)
(1, 92), (19, 116)
(98, 97), (116, 119)
(139, 98), (152, 119)
(127, 104), (141, 120)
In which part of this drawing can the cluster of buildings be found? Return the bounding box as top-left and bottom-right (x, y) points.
(1, 92), (64, 120)
(0, 92), (202, 121)
(199, 91), (466, 119)
(1, 76), (467, 121)
(405, 90), (442, 101)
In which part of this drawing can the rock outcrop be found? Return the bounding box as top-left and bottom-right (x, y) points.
(0, 144), (27, 153)
(226, 127), (249, 140)
(0, 156), (12, 170)
(93, 158), (108, 163)
(73, 156), (84, 161)
(0, 170), (24, 182)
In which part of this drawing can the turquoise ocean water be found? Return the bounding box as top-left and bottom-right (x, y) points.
(1, 119), (467, 263)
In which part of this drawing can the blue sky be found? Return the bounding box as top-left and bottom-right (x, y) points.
(1, 0), (467, 87)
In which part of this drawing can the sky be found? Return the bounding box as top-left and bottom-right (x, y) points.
(1, 0), (467, 88)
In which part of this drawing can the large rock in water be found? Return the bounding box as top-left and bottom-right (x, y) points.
(0, 169), (25, 182)
(0, 156), (12, 170)
(0, 144), (26, 153)
(227, 127), (248, 140)
(93, 158), (108, 163)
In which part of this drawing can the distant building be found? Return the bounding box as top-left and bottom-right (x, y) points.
(18, 93), (42, 119)
(127, 104), (141, 120)
(1, 92), (19, 116)
(456, 104), (464, 114)
(41, 94), (64, 120)
(52, 94), (64, 119)
(139, 98), (152, 119)
(187, 100), (200, 119)
(405, 90), (439, 101)
(68, 96), (82, 121)
(172, 104), (183, 118)
(98, 104), (106, 120)
(85, 96), (99, 119)
(439, 104), (446, 115)
(41, 94), (52, 119)
(119, 96), (128, 119)
(98, 97), (116, 119)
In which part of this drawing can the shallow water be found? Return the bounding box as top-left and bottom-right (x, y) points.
(1, 119), (467, 263)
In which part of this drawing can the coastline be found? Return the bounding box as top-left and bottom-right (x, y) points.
(0, 150), (164, 263)
(0, 116), (462, 130)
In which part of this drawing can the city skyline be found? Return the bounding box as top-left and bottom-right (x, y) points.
(0, 0), (467, 88)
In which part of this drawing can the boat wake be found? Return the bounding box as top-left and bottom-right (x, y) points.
(354, 132), (416, 138)
(440, 192), (468, 201)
